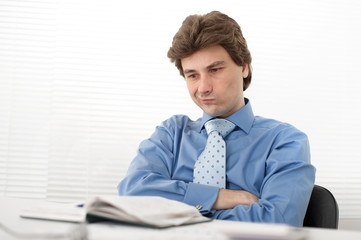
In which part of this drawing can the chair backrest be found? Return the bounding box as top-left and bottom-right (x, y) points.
(303, 185), (339, 229)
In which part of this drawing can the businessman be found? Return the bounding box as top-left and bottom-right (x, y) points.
(118, 11), (315, 227)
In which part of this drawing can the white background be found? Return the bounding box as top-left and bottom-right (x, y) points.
(0, 0), (360, 227)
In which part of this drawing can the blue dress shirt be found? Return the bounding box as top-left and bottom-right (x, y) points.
(117, 99), (316, 227)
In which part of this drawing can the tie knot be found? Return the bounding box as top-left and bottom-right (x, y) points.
(205, 119), (236, 138)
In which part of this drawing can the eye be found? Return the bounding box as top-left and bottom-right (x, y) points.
(210, 68), (222, 73)
(186, 73), (198, 80)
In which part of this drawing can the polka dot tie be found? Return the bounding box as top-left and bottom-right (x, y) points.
(193, 119), (236, 189)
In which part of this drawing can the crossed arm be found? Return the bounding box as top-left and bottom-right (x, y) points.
(118, 119), (315, 227)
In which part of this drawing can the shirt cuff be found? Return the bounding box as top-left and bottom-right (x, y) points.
(183, 182), (219, 215)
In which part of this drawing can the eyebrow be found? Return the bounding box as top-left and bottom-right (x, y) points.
(183, 61), (225, 75)
(206, 61), (225, 69)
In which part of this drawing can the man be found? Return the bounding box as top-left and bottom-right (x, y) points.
(118, 11), (315, 227)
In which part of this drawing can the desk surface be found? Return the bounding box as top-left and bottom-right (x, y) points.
(1, 196), (360, 240)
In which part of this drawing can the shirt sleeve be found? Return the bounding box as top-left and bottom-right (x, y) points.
(209, 126), (316, 227)
(117, 117), (219, 214)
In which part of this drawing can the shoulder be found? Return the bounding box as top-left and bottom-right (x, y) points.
(252, 117), (311, 166)
(253, 116), (308, 141)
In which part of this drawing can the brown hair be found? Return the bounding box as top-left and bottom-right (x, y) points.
(167, 11), (252, 91)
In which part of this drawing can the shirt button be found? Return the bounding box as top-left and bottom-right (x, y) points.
(195, 204), (202, 210)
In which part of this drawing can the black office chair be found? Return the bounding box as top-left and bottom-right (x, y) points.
(303, 185), (339, 229)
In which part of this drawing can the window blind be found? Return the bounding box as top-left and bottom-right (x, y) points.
(0, 0), (360, 218)
(0, 0), (55, 198)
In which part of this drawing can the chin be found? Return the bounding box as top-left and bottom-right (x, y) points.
(204, 109), (225, 118)
(199, 104), (229, 118)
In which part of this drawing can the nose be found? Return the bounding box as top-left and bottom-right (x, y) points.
(198, 75), (212, 95)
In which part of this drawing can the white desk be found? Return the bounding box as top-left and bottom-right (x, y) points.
(1, 196), (360, 240)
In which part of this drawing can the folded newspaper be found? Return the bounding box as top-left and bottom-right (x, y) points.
(84, 196), (211, 228)
(20, 196), (210, 228)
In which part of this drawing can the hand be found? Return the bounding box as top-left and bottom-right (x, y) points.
(212, 189), (259, 210)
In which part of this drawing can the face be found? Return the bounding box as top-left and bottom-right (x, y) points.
(181, 45), (249, 118)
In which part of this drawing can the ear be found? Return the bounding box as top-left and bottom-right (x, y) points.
(241, 64), (249, 78)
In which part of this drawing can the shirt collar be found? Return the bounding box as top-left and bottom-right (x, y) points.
(199, 98), (255, 134)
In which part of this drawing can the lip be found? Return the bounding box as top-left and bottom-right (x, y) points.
(199, 98), (214, 104)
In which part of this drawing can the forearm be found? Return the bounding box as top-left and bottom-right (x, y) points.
(119, 171), (220, 214)
(118, 171), (184, 200)
(210, 199), (288, 224)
